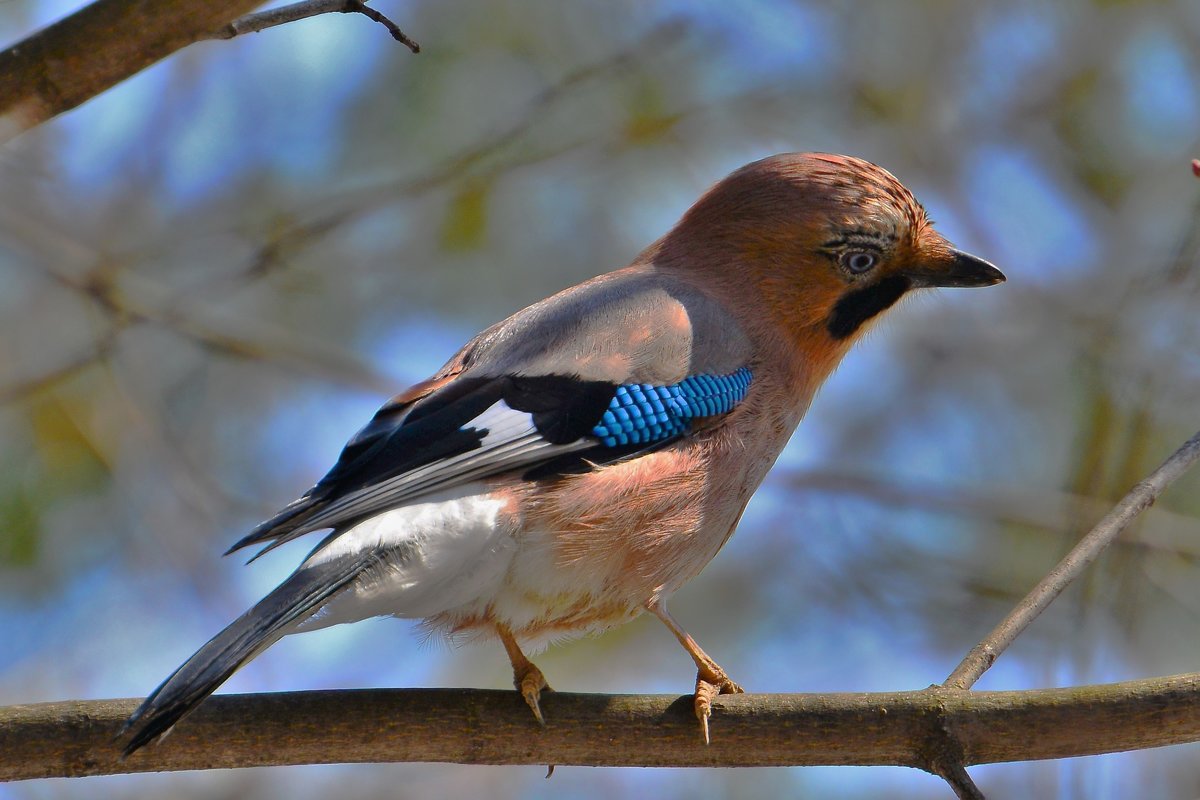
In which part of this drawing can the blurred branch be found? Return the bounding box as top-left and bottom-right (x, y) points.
(785, 469), (1200, 558)
(106, 280), (391, 392)
(61, 265), (390, 392)
(0, 203), (391, 394)
(145, 18), (693, 297)
(6, 677), (1200, 782)
(208, 0), (420, 53)
(0, 0), (419, 144)
(0, 327), (119, 405)
(259, 18), (691, 250)
(945, 430), (1200, 690)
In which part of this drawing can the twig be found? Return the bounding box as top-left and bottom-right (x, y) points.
(944, 430), (1200, 690)
(931, 762), (986, 800)
(919, 691), (987, 798)
(209, 0), (420, 52)
(345, 1), (420, 51)
(7, 676), (1200, 781)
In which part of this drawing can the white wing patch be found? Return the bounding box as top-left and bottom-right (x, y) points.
(300, 400), (588, 531)
(297, 484), (513, 628)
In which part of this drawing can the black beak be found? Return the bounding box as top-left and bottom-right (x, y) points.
(909, 249), (1006, 288)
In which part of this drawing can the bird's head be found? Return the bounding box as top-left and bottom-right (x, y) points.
(654, 152), (1004, 348)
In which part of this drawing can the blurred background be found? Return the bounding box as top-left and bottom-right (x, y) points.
(2, 0), (1200, 797)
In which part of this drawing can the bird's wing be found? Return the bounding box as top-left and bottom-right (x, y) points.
(228, 269), (754, 559)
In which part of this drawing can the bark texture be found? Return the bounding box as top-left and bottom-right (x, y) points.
(3, 676), (1200, 781)
(0, 0), (265, 140)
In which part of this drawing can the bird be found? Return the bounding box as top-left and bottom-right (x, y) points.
(120, 152), (1004, 755)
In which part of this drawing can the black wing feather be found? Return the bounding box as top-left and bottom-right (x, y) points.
(227, 375), (618, 557)
(503, 374), (615, 443)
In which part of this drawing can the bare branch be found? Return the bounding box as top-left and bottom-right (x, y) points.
(5, 676), (1200, 782)
(345, 1), (421, 52)
(944, 430), (1200, 690)
(931, 762), (986, 800)
(0, 1), (267, 142)
(0, 0), (419, 143)
(208, 0), (420, 53)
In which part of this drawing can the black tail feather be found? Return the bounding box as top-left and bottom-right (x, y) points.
(120, 551), (373, 757)
(223, 493), (328, 559)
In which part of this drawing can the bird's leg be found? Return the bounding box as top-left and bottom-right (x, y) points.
(496, 623), (551, 726)
(646, 600), (743, 744)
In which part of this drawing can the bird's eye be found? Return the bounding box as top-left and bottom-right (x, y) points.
(841, 251), (878, 274)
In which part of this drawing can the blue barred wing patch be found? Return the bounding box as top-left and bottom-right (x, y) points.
(591, 367), (752, 447)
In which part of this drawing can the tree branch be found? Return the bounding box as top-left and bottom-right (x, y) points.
(944, 430), (1200, 690)
(5, 676), (1200, 782)
(0, 0), (418, 144)
(0, 1), (267, 142)
(207, 0), (419, 52)
(931, 762), (986, 800)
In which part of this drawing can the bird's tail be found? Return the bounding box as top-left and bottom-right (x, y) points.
(120, 550), (375, 757)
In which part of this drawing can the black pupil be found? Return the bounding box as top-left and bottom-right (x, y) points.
(848, 253), (875, 272)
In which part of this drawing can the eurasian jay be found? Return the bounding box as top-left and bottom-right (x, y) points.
(121, 152), (1004, 754)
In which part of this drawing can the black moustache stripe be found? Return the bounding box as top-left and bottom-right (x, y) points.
(826, 275), (912, 340)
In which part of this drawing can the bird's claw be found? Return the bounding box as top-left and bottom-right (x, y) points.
(515, 662), (551, 726)
(694, 667), (743, 744)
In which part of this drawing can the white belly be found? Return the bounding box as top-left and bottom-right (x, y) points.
(297, 485), (513, 629)
(293, 483), (644, 648)
(473, 525), (645, 651)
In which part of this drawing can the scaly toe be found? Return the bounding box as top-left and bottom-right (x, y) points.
(516, 665), (551, 726)
(694, 668), (743, 744)
(694, 678), (719, 745)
